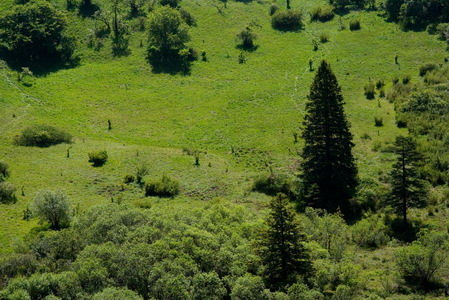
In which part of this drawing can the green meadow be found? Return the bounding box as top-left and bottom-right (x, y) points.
(0, 0), (447, 254)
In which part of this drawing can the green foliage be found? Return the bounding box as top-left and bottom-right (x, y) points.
(310, 5), (334, 22)
(88, 150), (108, 167)
(387, 136), (426, 223)
(14, 125), (72, 147)
(92, 287), (143, 300)
(0, 182), (17, 204)
(146, 6), (192, 72)
(271, 10), (303, 31)
(144, 175), (180, 197)
(419, 63), (438, 76)
(349, 19), (361, 31)
(32, 190), (71, 230)
(191, 272), (226, 299)
(236, 27), (257, 50)
(179, 8), (196, 27)
(269, 3), (279, 16)
(364, 82), (375, 99)
(230, 274), (269, 300)
(395, 231), (449, 289)
(159, 0), (181, 8)
(0, 161), (10, 182)
(301, 61), (358, 220)
(0, 0), (75, 66)
(252, 173), (295, 199)
(351, 214), (390, 248)
(258, 194), (312, 289)
(302, 208), (349, 260)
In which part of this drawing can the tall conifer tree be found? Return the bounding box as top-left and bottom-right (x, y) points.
(300, 60), (358, 219)
(388, 136), (426, 223)
(258, 193), (312, 290)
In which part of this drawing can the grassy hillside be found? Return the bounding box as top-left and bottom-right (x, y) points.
(0, 0), (447, 254)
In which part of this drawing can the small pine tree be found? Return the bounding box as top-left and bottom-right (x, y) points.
(388, 136), (426, 223)
(258, 193), (312, 290)
(300, 60), (358, 219)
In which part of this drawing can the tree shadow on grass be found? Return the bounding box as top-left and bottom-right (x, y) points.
(236, 44), (259, 52)
(0, 47), (80, 77)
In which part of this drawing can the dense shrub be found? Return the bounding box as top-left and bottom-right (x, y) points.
(0, 161), (10, 182)
(32, 190), (71, 230)
(269, 4), (279, 16)
(179, 8), (196, 27)
(92, 288), (143, 300)
(271, 10), (303, 31)
(159, 0), (181, 8)
(88, 150), (108, 167)
(310, 5), (334, 22)
(395, 231), (449, 289)
(352, 214), (390, 248)
(319, 32), (329, 43)
(419, 63), (438, 76)
(236, 27), (257, 50)
(349, 19), (361, 31)
(14, 125), (72, 147)
(145, 175), (180, 197)
(0, 0), (75, 66)
(146, 7), (193, 72)
(252, 173), (295, 198)
(0, 182), (17, 204)
(364, 82), (375, 99)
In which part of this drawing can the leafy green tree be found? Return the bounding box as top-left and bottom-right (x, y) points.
(384, 0), (404, 21)
(0, 161), (10, 182)
(92, 288), (143, 300)
(258, 194), (312, 289)
(395, 231), (449, 288)
(300, 60), (358, 219)
(0, 0), (75, 66)
(231, 274), (270, 300)
(192, 272), (226, 299)
(388, 136), (426, 223)
(32, 190), (71, 230)
(146, 6), (190, 68)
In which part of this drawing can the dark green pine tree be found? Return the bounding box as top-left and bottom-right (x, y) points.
(300, 60), (358, 219)
(259, 193), (312, 290)
(388, 136), (426, 223)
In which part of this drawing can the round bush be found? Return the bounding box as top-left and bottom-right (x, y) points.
(88, 151), (108, 167)
(0, 162), (10, 182)
(145, 175), (180, 198)
(349, 19), (361, 31)
(0, 182), (17, 204)
(14, 125), (72, 147)
(310, 5), (334, 22)
(271, 10), (303, 31)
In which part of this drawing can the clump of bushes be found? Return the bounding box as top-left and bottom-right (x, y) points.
(395, 231), (449, 289)
(271, 10), (303, 31)
(319, 33), (329, 43)
(14, 125), (72, 147)
(0, 182), (17, 204)
(236, 27), (257, 50)
(88, 150), (108, 167)
(349, 19), (361, 31)
(269, 3), (279, 16)
(252, 173), (296, 199)
(352, 214), (390, 248)
(31, 190), (71, 230)
(419, 63), (438, 77)
(0, 162), (10, 182)
(310, 5), (334, 22)
(364, 82), (375, 99)
(145, 175), (180, 198)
